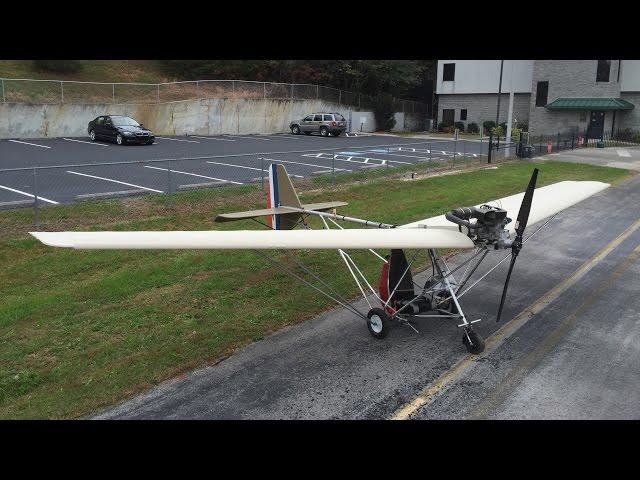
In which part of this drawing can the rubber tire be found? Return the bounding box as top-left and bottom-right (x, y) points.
(291, 125), (301, 135)
(146, 140), (154, 145)
(462, 328), (485, 354)
(116, 134), (124, 145)
(320, 126), (329, 137)
(367, 308), (392, 339)
(89, 129), (96, 141)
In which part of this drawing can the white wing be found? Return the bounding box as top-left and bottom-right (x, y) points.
(31, 228), (475, 250)
(400, 180), (610, 233)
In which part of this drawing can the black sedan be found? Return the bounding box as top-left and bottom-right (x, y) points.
(88, 115), (155, 145)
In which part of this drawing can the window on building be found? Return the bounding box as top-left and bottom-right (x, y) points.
(535, 81), (549, 107)
(443, 63), (455, 82)
(596, 60), (610, 82)
(442, 109), (455, 126)
(460, 109), (467, 120)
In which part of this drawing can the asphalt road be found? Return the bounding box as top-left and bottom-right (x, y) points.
(95, 170), (640, 420)
(0, 133), (488, 206)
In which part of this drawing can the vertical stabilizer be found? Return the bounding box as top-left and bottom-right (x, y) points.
(267, 164), (303, 230)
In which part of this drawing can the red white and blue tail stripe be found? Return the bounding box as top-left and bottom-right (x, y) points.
(267, 163), (281, 230)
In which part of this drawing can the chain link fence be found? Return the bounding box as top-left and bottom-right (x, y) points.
(0, 140), (503, 237)
(0, 78), (428, 112)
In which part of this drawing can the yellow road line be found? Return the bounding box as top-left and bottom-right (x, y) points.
(391, 217), (640, 420)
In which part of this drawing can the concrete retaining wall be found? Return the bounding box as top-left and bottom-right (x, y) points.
(0, 98), (427, 139)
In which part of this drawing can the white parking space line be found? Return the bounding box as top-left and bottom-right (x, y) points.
(144, 166), (244, 184)
(0, 184), (59, 204)
(8, 139), (51, 149)
(155, 137), (201, 143)
(66, 171), (164, 193)
(269, 134), (304, 139)
(302, 152), (411, 166)
(62, 138), (110, 147)
(205, 161), (304, 178)
(222, 135), (272, 141)
(261, 157), (351, 172)
(617, 149), (631, 157)
(189, 136), (236, 142)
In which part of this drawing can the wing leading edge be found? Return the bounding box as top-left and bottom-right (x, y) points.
(31, 228), (475, 251)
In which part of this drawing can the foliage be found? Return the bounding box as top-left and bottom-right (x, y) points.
(492, 125), (504, 137)
(157, 60), (434, 104)
(454, 121), (465, 132)
(467, 122), (479, 134)
(483, 120), (496, 134)
(372, 93), (397, 131)
(32, 60), (83, 74)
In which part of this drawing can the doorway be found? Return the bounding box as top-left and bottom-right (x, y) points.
(588, 111), (605, 139)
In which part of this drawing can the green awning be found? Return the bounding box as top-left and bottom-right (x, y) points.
(545, 97), (634, 110)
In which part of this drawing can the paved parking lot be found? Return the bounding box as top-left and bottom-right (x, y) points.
(0, 133), (488, 206)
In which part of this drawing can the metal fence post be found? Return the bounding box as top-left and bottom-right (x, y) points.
(488, 133), (493, 164)
(480, 136), (483, 161)
(60, 81), (64, 103)
(332, 153), (336, 181)
(33, 167), (40, 229)
(167, 159), (173, 204)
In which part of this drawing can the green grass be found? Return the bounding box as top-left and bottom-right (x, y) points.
(0, 160), (632, 419)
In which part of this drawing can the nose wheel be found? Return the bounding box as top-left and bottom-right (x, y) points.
(462, 327), (485, 354)
(367, 308), (392, 339)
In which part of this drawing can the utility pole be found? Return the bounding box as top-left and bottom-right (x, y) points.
(505, 61), (515, 157)
(495, 60), (504, 126)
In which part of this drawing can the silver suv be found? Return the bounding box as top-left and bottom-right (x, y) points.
(290, 112), (347, 137)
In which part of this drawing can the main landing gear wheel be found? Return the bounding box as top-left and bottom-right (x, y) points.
(367, 308), (392, 339)
(291, 125), (300, 134)
(462, 327), (485, 354)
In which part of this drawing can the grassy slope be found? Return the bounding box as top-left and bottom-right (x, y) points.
(0, 60), (168, 83)
(0, 160), (632, 418)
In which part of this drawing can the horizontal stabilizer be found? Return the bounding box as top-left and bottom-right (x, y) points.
(31, 228), (474, 250)
(214, 201), (349, 223)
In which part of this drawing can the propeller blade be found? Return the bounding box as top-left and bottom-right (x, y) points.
(496, 253), (518, 322)
(514, 168), (539, 238)
(496, 168), (539, 322)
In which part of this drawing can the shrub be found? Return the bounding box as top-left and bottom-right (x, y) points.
(492, 125), (504, 137)
(32, 60), (83, 74)
(510, 127), (521, 140)
(467, 122), (479, 134)
(372, 93), (396, 132)
(482, 120), (496, 134)
(454, 121), (465, 132)
(438, 123), (454, 133)
(499, 122), (508, 133)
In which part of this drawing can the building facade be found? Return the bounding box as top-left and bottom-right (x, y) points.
(436, 60), (640, 137)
